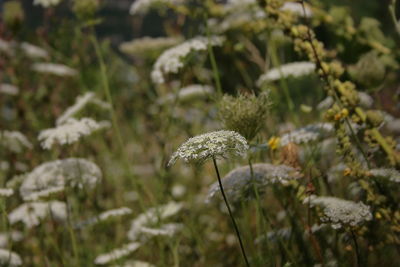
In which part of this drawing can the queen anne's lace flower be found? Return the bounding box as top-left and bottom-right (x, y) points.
(20, 158), (102, 201)
(128, 202), (183, 241)
(0, 249), (22, 266)
(0, 39), (15, 55)
(157, 84), (214, 105)
(120, 36), (182, 55)
(0, 188), (14, 197)
(0, 231), (23, 248)
(20, 42), (49, 59)
(369, 168), (400, 183)
(0, 131), (33, 153)
(32, 62), (77, 77)
(38, 118), (110, 149)
(168, 130), (249, 166)
(304, 196), (372, 229)
(0, 84), (19, 95)
(56, 92), (110, 125)
(151, 36), (224, 84)
(211, 7), (266, 33)
(129, 0), (185, 15)
(257, 62), (316, 86)
(34, 0), (62, 7)
(382, 112), (400, 135)
(8, 201), (67, 228)
(139, 223), (183, 237)
(111, 261), (155, 267)
(280, 123), (334, 146)
(223, 0), (257, 10)
(94, 242), (141, 265)
(207, 163), (302, 203)
(75, 207), (132, 228)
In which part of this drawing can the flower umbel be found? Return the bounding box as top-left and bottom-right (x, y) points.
(304, 195), (372, 229)
(38, 117), (110, 149)
(168, 130), (249, 166)
(207, 163), (302, 203)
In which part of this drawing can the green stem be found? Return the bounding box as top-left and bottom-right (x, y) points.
(268, 40), (295, 116)
(212, 157), (250, 267)
(64, 195), (80, 266)
(205, 16), (223, 98)
(389, 0), (400, 37)
(89, 34), (125, 158)
(89, 32), (155, 206)
(350, 229), (361, 267)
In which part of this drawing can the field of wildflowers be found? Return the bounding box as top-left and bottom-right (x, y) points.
(1, 0), (400, 266)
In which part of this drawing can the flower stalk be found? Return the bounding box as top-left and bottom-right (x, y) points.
(212, 157), (250, 267)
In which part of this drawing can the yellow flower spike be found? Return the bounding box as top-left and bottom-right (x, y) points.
(268, 136), (281, 150)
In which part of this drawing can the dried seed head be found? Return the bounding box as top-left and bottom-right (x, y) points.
(218, 92), (270, 141)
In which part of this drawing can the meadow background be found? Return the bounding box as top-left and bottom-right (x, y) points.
(1, 0), (400, 266)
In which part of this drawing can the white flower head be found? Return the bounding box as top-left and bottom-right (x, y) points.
(38, 117), (110, 149)
(129, 0), (185, 15)
(0, 231), (23, 248)
(0, 188), (14, 197)
(0, 39), (16, 55)
(32, 62), (77, 77)
(171, 184), (186, 198)
(56, 92), (110, 125)
(8, 201), (67, 228)
(94, 242), (141, 265)
(111, 261), (155, 267)
(20, 158), (102, 201)
(304, 196), (372, 229)
(369, 168), (400, 183)
(223, 0), (257, 11)
(257, 62), (316, 86)
(168, 130), (249, 166)
(33, 0), (62, 8)
(207, 163), (302, 203)
(280, 123), (334, 147)
(75, 207), (132, 228)
(0, 249), (22, 266)
(213, 7), (266, 33)
(120, 36), (182, 55)
(151, 36), (224, 84)
(128, 202), (183, 241)
(20, 42), (49, 59)
(0, 84), (19, 96)
(280, 2), (313, 18)
(157, 84), (214, 105)
(139, 223), (183, 237)
(0, 131), (33, 153)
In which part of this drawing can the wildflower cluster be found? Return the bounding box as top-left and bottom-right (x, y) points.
(1, 0), (400, 266)
(151, 36), (225, 84)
